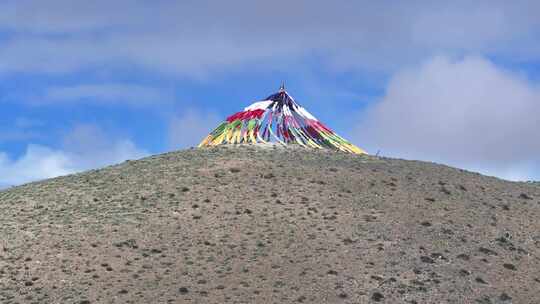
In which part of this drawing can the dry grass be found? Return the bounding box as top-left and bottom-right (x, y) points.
(0, 145), (539, 303)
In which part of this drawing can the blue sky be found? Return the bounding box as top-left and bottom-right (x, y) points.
(1, 1), (540, 187)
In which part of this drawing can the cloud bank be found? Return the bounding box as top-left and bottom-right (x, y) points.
(0, 1), (538, 76)
(42, 84), (172, 106)
(357, 56), (540, 181)
(0, 124), (147, 187)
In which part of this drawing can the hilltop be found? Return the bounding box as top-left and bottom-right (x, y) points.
(1, 145), (539, 303)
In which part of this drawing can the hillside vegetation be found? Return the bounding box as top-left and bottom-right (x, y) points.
(1, 145), (539, 303)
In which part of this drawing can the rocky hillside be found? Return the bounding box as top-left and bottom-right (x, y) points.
(1, 145), (539, 303)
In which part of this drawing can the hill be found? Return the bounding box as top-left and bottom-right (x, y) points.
(1, 145), (539, 303)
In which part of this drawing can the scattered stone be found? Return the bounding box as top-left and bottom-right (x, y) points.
(456, 253), (470, 261)
(440, 187), (451, 195)
(327, 270), (338, 275)
(420, 256), (435, 264)
(499, 293), (512, 301)
(475, 277), (488, 284)
(370, 275), (384, 281)
(519, 193), (532, 200)
(337, 292), (347, 298)
(343, 237), (355, 244)
(478, 247), (498, 256)
(114, 239), (138, 249)
(475, 296), (492, 304)
(441, 228), (454, 235)
(371, 292), (384, 302)
(263, 173), (275, 179)
(430, 253), (446, 261)
(503, 263), (516, 271)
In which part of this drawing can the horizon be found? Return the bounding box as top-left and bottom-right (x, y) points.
(1, 143), (538, 191)
(1, 1), (540, 186)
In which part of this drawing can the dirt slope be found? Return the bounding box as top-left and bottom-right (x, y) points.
(1, 145), (539, 304)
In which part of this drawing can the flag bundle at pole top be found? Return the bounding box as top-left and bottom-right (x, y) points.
(198, 86), (367, 155)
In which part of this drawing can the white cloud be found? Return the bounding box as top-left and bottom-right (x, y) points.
(0, 1), (538, 76)
(0, 145), (71, 186)
(0, 124), (148, 187)
(42, 84), (172, 106)
(1, 83), (172, 107)
(357, 56), (540, 181)
(62, 124), (148, 169)
(168, 109), (221, 149)
(0, 0), (148, 33)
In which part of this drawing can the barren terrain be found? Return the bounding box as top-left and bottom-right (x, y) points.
(1, 145), (539, 303)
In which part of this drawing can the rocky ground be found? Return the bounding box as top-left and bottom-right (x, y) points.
(1, 145), (539, 304)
